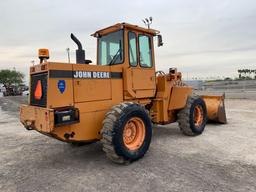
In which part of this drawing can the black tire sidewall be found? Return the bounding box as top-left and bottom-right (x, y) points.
(189, 98), (207, 134)
(113, 104), (152, 161)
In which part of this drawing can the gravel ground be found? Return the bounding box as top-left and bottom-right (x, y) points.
(0, 96), (256, 192)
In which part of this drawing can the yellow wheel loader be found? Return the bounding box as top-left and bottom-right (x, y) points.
(20, 23), (226, 164)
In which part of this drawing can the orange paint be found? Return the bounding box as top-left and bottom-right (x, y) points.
(194, 105), (203, 127)
(123, 117), (146, 151)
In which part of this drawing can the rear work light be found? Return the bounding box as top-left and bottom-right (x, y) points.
(54, 108), (80, 126)
(34, 80), (42, 100)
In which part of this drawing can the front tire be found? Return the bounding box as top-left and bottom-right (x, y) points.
(101, 103), (152, 164)
(177, 96), (207, 136)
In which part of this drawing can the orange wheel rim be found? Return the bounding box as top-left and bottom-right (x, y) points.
(194, 105), (204, 127)
(123, 117), (146, 151)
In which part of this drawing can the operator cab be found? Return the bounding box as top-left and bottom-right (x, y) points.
(92, 23), (162, 68)
(91, 23), (163, 99)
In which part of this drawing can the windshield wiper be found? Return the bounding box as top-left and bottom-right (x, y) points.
(109, 49), (122, 65)
(108, 40), (122, 65)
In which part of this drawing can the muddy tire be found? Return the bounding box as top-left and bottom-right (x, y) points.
(177, 96), (207, 136)
(101, 102), (152, 164)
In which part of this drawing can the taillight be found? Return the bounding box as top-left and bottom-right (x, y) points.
(34, 80), (42, 100)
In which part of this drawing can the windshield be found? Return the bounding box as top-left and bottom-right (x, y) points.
(98, 30), (124, 65)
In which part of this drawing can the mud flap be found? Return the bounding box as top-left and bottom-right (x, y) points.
(201, 94), (227, 124)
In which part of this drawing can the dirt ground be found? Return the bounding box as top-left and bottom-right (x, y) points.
(0, 96), (256, 192)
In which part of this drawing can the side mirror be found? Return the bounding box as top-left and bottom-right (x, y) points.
(157, 35), (163, 47)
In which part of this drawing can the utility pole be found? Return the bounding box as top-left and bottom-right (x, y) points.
(66, 48), (70, 63)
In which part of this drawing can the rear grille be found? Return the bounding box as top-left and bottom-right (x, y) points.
(30, 72), (48, 107)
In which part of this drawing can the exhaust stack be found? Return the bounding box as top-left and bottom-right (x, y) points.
(71, 33), (85, 64)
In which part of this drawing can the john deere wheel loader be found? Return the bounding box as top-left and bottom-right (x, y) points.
(20, 23), (226, 164)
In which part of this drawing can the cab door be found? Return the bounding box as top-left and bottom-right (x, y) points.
(128, 32), (156, 98)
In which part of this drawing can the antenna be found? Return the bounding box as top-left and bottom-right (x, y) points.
(142, 17), (153, 29)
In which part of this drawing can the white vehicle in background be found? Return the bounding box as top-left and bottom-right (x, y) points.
(0, 86), (4, 97)
(22, 90), (29, 96)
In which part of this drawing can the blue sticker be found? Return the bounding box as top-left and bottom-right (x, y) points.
(58, 80), (66, 94)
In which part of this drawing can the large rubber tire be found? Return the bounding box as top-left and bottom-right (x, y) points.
(101, 102), (152, 164)
(177, 96), (207, 136)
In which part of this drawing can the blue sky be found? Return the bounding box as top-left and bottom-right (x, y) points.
(0, 0), (256, 81)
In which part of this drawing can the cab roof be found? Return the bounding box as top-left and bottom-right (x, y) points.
(91, 22), (160, 37)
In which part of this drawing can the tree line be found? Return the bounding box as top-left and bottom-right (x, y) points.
(0, 69), (24, 88)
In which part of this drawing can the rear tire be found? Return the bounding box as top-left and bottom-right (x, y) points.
(177, 96), (207, 136)
(101, 102), (152, 164)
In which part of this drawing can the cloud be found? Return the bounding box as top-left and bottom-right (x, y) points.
(0, 0), (256, 81)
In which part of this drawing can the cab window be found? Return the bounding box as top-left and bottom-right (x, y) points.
(138, 35), (152, 67)
(128, 32), (137, 66)
(98, 30), (124, 65)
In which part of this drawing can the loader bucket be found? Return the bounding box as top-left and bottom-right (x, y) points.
(201, 94), (227, 124)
